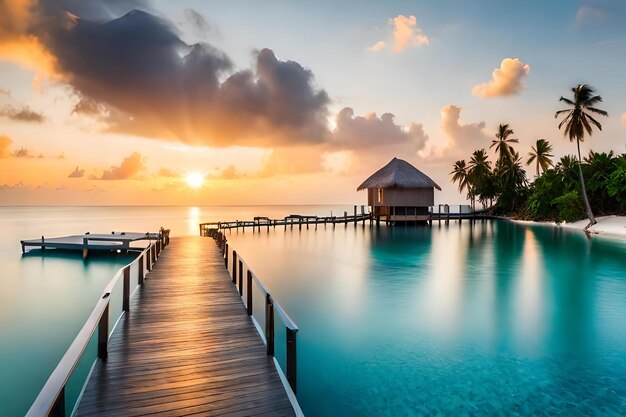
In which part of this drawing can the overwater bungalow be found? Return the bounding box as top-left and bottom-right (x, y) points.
(358, 157), (441, 223)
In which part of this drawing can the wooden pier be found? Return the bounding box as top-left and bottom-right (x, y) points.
(200, 205), (490, 236)
(27, 235), (297, 417)
(75, 236), (296, 417)
(200, 207), (371, 236)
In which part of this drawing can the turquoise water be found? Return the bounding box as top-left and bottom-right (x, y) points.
(0, 205), (352, 416)
(228, 220), (626, 416)
(2, 207), (626, 416)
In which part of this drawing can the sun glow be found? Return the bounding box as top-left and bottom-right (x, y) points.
(185, 173), (205, 189)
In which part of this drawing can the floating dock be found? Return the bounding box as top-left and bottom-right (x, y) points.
(21, 231), (164, 258)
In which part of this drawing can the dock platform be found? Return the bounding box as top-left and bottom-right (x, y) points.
(75, 236), (296, 417)
(21, 231), (162, 257)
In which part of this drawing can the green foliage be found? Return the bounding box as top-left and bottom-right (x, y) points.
(552, 191), (585, 223)
(607, 159), (626, 206)
(526, 169), (563, 220)
(448, 113), (622, 222)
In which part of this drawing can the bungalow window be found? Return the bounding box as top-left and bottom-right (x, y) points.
(377, 188), (383, 204)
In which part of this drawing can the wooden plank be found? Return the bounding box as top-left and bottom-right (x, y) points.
(76, 236), (295, 417)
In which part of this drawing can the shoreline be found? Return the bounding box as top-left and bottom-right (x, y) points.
(510, 215), (626, 241)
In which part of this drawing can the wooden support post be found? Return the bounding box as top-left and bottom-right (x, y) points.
(82, 237), (88, 259)
(50, 386), (65, 417)
(286, 328), (297, 394)
(123, 266), (130, 312)
(265, 294), (275, 356)
(354, 205), (357, 226)
(98, 298), (109, 361)
(224, 243), (229, 268)
(138, 254), (144, 285)
(232, 251), (238, 284)
(247, 271), (253, 316)
(238, 260), (243, 296)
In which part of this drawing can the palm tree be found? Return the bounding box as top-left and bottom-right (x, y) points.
(555, 84), (608, 228)
(527, 139), (554, 177)
(450, 160), (469, 193)
(468, 149), (492, 209)
(490, 123), (519, 163)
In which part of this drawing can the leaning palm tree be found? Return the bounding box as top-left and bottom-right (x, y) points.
(555, 84), (608, 227)
(451, 160), (472, 207)
(526, 139), (554, 177)
(490, 123), (519, 163)
(451, 159), (470, 193)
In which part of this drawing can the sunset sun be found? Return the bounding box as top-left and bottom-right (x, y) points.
(185, 173), (204, 189)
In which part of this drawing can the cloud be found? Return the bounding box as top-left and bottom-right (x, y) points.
(472, 58), (530, 98)
(57, 153), (65, 159)
(12, 147), (37, 158)
(575, 1), (626, 27)
(390, 15), (429, 53)
(68, 166), (84, 178)
(369, 15), (429, 54)
(0, 88), (9, 96)
(332, 107), (428, 152)
(158, 167), (179, 177)
(1, 4), (330, 147)
(368, 41), (385, 52)
(0, 105), (45, 122)
(212, 165), (239, 180)
(441, 104), (489, 148)
(576, 6), (607, 24)
(72, 96), (108, 116)
(621, 113), (626, 124)
(182, 9), (220, 40)
(97, 152), (145, 180)
(0, 135), (12, 157)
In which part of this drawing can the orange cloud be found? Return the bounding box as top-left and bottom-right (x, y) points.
(621, 113), (626, 124)
(368, 41), (385, 52)
(370, 15), (429, 54)
(97, 152), (146, 180)
(158, 167), (179, 178)
(0, 134), (12, 157)
(68, 166), (84, 178)
(472, 58), (530, 98)
(441, 105), (489, 151)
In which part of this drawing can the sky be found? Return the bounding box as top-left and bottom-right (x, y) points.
(0, 0), (625, 205)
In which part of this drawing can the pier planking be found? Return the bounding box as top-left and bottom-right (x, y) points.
(76, 236), (295, 417)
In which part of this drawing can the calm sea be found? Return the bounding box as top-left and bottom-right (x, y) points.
(0, 205), (352, 417)
(1, 206), (626, 416)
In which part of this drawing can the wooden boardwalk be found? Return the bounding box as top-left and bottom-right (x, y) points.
(76, 236), (295, 417)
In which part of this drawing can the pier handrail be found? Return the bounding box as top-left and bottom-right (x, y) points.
(246, 267), (298, 331)
(26, 233), (167, 417)
(212, 231), (299, 394)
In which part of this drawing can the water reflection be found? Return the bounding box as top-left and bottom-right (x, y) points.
(229, 220), (626, 417)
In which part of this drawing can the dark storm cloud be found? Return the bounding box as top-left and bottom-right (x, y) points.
(35, 5), (330, 146)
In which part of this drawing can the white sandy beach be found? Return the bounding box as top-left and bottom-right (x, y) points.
(514, 215), (626, 241)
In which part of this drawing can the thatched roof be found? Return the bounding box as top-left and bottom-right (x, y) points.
(357, 157), (441, 191)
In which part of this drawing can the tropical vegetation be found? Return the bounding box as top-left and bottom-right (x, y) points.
(450, 84), (624, 224)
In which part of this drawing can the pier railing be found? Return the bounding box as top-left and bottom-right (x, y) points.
(213, 231), (299, 396)
(26, 233), (168, 417)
